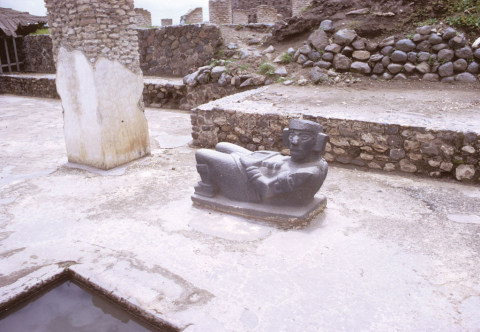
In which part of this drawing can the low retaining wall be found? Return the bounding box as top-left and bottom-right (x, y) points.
(0, 75), (58, 99)
(191, 91), (480, 183)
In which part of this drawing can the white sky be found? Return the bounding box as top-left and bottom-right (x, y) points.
(0, 0), (209, 25)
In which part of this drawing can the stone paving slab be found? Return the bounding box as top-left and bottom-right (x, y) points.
(1, 95), (480, 331)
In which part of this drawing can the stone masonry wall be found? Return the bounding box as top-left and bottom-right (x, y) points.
(209, 0), (233, 25)
(191, 102), (480, 183)
(181, 8), (203, 25)
(23, 35), (55, 73)
(135, 8), (152, 27)
(256, 5), (278, 24)
(138, 24), (222, 77)
(0, 75), (58, 98)
(292, 0), (311, 17)
(44, 0), (141, 73)
(232, 9), (248, 24)
(161, 19), (173, 26)
(231, 0), (292, 22)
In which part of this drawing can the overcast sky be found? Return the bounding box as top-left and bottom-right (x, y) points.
(0, 0), (209, 25)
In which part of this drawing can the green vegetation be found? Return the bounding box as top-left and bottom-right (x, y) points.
(238, 64), (250, 71)
(258, 62), (276, 76)
(301, 4), (314, 12)
(347, 20), (360, 30)
(279, 52), (294, 64)
(29, 28), (50, 35)
(216, 49), (225, 58)
(416, 18), (438, 26)
(405, 34), (415, 40)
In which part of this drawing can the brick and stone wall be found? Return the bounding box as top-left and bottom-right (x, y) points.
(231, 0), (292, 22)
(161, 19), (173, 26)
(22, 35), (55, 73)
(209, 0), (232, 25)
(135, 8), (152, 27)
(138, 24), (222, 77)
(256, 5), (278, 24)
(191, 92), (480, 182)
(44, 0), (141, 73)
(232, 9), (248, 24)
(180, 8), (203, 25)
(291, 0), (311, 17)
(142, 79), (186, 109)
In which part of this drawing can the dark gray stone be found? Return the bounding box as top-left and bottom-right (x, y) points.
(416, 40), (431, 52)
(428, 34), (443, 45)
(455, 46), (473, 59)
(319, 20), (335, 32)
(352, 38), (365, 50)
(325, 43), (342, 53)
(453, 58), (468, 72)
(394, 73), (407, 80)
(341, 46), (354, 57)
(387, 63), (402, 74)
(417, 52), (431, 62)
(366, 41), (378, 52)
(309, 66), (329, 82)
(192, 119), (329, 223)
(404, 62), (416, 73)
(333, 29), (357, 46)
(390, 50), (407, 63)
(382, 72), (393, 80)
(303, 60), (314, 68)
(372, 63), (384, 74)
(396, 39), (416, 52)
(322, 52), (334, 61)
(333, 54), (352, 70)
(381, 55), (391, 67)
(314, 60), (332, 69)
(432, 43), (448, 52)
(413, 34), (429, 42)
(467, 62), (479, 74)
(416, 25), (431, 35)
(381, 46), (394, 56)
(309, 29), (329, 51)
(211, 66), (226, 78)
(437, 49), (454, 61)
(455, 72), (477, 83)
(407, 52), (417, 63)
(441, 76), (455, 83)
(443, 27), (456, 40)
(475, 49), (480, 60)
(438, 62), (454, 77)
(390, 149), (406, 160)
(449, 35), (466, 49)
(369, 54), (384, 62)
(416, 62), (430, 74)
(379, 36), (395, 48)
(299, 44), (312, 55)
(297, 54), (308, 64)
(308, 50), (321, 61)
(423, 73), (439, 82)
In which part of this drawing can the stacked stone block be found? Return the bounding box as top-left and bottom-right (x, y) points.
(191, 104), (480, 182)
(180, 8), (203, 24)
(138, 24), (222, 77)
(292, 0), (311, 17)
(134, 8), (152, 27)
(256, 5), (278, 24)
(23, 35), (55, 73)
(209, 0), (233, 25)
(161, 19), (173, 26)
(232, 9), (248, 24)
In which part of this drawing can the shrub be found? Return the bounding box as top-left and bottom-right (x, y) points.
(29, 28), (50, 35)
(258, 62), (275, 76)
(280, 52), (294, 64)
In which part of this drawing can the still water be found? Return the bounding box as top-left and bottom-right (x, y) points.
(0, 281), (162, 332)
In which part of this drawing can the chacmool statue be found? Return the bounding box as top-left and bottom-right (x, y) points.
(191, 119), (329, 224)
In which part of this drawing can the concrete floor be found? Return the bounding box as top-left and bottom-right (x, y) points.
(1, 95), (480, 331)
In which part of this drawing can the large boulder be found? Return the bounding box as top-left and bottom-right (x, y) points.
(333, 54), (352, 70)
(325, 43), (342, 53)
(453, 59), (468, 72)
(379, 36), (395, 47)
(308, 29), (329, 51)
(416, 40), (431, 52)
(443, 27), (456, 40)
(309, 67), (328, 83)
(456, 165), (475, 180)
(467, 62), (479, 74)
(455, 46), (473, 59)
(438, 62), (454, 77)
(438, 49), (454, 61)
(332, 29), (357, 46)
(455, 72), (477, 83)
(350, 61), (371, 74)
(390, 50), (407, 63)
(449, 35), (466, 49)
(475, 48), (480, 60)
(416, 25), (431, 35)
(319, 20), (334, 32)
(396, 39), (416, 52)
(416, 62), (430, 74)
(423, 73), (439, 81)
(417, 52), (431, 62)
(429, 34), (443, 45)
(387, 63), (402, 74)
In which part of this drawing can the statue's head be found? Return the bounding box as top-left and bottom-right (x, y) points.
(283, 119), (329, 162)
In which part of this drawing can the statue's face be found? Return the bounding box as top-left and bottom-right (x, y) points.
(289, 130), (315, 161)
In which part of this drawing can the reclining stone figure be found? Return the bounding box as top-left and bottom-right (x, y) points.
(191, 119), (329, 223)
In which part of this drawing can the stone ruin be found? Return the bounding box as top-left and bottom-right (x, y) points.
(44, 0), (150, 170)
(232, 9), (248, 24)
(209, 0), (232, 25)
(291, 0), (311, 17)
(180, 7), (203, 25)
(161, 19), (173, 26)
(255, 5), (278, 24)
(134, 8), (152, 27)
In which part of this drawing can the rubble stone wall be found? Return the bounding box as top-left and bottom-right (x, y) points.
(143, 80), (186, 109)
(0, 75), (58, 98)
(256, 5), (278, 24)
(138, 24), (222, 77)
(44, 0), (141, 73)
(161, 19), (173, 26)
(181, 8), (203, 24)
(191, 106), (480, 183)
(135, 8), (152, 27)
(22, 35), (55, 73)
(232, 9), (248, 24)
(209, 0), (232, 25)
(231, 0), (292, 22)
(291, 0), (311, 17)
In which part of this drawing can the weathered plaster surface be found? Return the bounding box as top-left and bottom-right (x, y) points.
(1, 95), (479, 331)
(56, 48), (150, 170)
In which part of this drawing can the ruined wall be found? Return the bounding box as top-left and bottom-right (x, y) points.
(191, 102), (480, 183)
(22, 35), (55, 73)
(232, 9), (248, 24)
(231, 0), (292, 22)
(180, 8), (203, 24)
(135, 8), (152, 27)
(209, 0), (232, 25)
(291, 0), (311, 17)
(161, 19), (173, 26)
(256, 5), (278, 24)
(44, 0), (141, 73)
(138, 24), (222, 77)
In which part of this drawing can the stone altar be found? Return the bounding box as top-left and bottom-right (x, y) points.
(192, 119), (329, 224)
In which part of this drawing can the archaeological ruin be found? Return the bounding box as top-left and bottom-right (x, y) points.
(1, 0), (480, 331)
